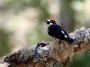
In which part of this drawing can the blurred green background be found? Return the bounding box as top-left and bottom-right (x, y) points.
(0, 0), (90, 67)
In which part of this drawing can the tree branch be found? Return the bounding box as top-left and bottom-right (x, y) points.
(0, 27), (90, 67)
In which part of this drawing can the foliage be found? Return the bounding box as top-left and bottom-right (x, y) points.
(70, 51), (90, 67)
(0, 29), (10, 57)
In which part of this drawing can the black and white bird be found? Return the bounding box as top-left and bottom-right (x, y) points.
(45, 19), (74, 43)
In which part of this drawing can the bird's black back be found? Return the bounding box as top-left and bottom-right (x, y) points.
(48, 24), (73, 43)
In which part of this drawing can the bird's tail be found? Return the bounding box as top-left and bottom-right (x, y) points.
(67, 38), (74, 43)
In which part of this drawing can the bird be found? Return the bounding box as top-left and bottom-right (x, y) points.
(45, 19), (74, 43)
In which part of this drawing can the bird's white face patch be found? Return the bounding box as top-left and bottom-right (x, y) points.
(47, 19), (53, 25)
(48, 19), (51, 22)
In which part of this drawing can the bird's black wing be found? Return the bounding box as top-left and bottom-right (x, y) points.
(48, 24), (70, 40)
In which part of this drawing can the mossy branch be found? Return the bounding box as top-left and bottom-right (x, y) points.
(0, 27), (90, 67)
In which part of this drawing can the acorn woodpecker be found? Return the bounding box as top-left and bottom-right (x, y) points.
(45, 19), (74, 43)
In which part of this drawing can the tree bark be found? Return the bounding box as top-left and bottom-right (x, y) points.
(0, 27), (90, 67)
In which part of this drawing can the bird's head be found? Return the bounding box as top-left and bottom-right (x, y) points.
(45, 19), (56, 25)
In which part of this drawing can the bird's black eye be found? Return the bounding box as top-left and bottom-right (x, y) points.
(47, 21), (50, 24)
